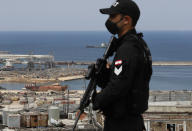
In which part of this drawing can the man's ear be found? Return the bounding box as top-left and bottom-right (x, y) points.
(124, 15), (132, 26)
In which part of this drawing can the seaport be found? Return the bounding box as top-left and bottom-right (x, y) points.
(0, 52), (192, 130)
(0, 51), (191, 84)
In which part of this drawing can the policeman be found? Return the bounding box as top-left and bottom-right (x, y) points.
(92, 0), (152, 131)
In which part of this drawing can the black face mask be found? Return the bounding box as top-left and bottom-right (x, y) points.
(105, 17), (124, 35)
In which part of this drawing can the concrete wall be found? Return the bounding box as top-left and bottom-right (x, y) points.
(149, 91), (192, 102)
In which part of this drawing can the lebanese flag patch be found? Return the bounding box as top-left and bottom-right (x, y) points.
(115, 60), (122, 66)
(114, 60), (123, 76)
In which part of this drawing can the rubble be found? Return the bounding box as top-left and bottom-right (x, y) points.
(0, 67), (86, 83)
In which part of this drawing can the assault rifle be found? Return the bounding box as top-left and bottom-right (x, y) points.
(72, 36), (117, 131)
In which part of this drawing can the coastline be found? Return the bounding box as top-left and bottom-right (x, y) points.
(0, 75), (85, 84)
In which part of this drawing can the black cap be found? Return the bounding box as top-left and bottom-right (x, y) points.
(100, 0), (140, 26)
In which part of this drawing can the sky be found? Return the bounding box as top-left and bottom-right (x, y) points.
(0, 0), (191, 31)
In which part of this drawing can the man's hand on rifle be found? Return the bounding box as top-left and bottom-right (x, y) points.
(96, 58), (111, 89)
(91, 89), (99, 110)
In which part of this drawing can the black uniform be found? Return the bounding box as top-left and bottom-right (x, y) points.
(92, 29), (152, 131)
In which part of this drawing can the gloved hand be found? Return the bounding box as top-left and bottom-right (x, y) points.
(95, 58), (110, 89)
(95, 58), (107, 73)
(91, 90), (99, 110)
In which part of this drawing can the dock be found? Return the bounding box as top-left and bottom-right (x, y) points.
(152, 61), (192, 66)
(55, 61), (192, 66)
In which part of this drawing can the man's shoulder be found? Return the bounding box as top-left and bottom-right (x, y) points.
(117, 36), (141, 55)
(123, 33), (140, 45)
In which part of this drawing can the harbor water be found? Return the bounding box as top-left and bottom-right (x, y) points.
(0, 31), (192, 91)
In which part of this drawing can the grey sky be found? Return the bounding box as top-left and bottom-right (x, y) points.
(0, 0), (191, 31)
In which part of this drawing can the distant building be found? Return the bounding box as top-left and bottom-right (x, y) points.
(144, 91), (192, 131)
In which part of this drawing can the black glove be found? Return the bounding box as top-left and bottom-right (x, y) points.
(95, 58), (110, 89)
(91, 90), (99, 110)
(95, 58), (107, 73)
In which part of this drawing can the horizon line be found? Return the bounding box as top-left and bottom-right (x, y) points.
(0, 29), (192, 32)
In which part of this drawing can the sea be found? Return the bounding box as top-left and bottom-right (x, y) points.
(0, 31), (192, 91)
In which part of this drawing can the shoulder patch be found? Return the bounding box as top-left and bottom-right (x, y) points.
(114, 60), (123, 76)
(114, 66), (122, 76)
(115, 60), (122, 66)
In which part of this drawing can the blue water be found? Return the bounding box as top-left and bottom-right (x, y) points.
(0, 31), (192, 90)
